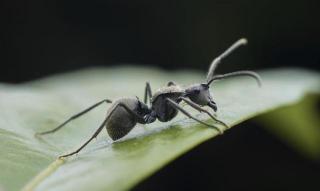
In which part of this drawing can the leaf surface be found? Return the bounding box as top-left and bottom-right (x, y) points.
(0, 67), (319, 191)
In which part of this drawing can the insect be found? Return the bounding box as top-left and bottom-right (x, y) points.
(36, 38), (261, 158)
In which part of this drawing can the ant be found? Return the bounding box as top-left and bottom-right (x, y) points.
(36, 38), (261, 158)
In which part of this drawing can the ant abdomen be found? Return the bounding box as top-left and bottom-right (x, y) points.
(106, 99), (138, 140)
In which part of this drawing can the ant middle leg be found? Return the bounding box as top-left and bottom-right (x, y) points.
(166, 98), (224, 134)
(144, 82), (153, 104)
(36, 99), (112, 136)
(179, 97), (229, 129)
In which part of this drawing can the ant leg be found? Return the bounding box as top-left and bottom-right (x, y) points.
(59, 116), (108, 158)
(117, 103), (146, 123)
(166, 98), (224, 134)
(179, 97), (229, 129)
(207, 38), (248, 82)
(144, 82), (153, 104)
(59, 102), (146, 158)
(36, 99), (112, 136)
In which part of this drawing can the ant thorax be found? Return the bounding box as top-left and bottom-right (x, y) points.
(151, 84), (184, 103)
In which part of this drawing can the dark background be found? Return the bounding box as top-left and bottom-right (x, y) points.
(1, 0), (320, 190)
(1, 0), (320, 83)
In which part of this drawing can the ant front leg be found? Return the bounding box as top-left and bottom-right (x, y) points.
(179, 97), (229, 129)
(166, 98), (224, 134)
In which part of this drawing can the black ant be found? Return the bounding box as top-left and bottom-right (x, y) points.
(36, 38), (261, 158)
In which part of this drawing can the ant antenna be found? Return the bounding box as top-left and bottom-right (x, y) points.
(207, 70), (262, 87)
(206, 38), (248, 82)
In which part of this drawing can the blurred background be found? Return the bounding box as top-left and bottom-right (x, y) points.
(1, 0), (320, 190)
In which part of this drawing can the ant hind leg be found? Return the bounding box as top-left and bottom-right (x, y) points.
(59, 101), (149, 158)
(36, 99), (112, 136)
(59, 117), (108, 158)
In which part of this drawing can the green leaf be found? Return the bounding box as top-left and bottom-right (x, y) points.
(255, 94), (320, 159)
(0, 67), (319, 191)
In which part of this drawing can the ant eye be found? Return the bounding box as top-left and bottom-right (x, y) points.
(200, 83), (209, 90)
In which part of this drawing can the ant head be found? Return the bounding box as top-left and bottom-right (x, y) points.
(184, 83), (217, 112)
